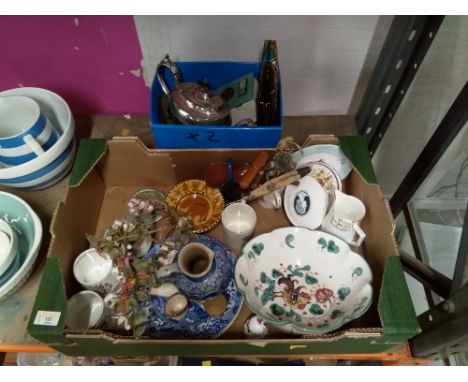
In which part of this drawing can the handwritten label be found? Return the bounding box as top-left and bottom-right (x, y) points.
(186, 130), (221, 143)
(34, 310), (61, 326)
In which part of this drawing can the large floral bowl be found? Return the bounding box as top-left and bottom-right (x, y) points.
(234, 227), (373, 334)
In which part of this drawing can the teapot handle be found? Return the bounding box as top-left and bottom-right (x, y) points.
(156, 54), (183, 96)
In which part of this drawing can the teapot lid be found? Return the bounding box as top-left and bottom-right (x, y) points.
(171, 83), (231, 125)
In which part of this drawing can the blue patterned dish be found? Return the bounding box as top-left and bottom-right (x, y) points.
(143, 234), (243, 339)
(234, 227), (373, 335)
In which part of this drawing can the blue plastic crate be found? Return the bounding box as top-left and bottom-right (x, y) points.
(150, 61), (283, 149)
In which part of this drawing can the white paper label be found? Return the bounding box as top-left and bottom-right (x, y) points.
(34, 310), (61, 326)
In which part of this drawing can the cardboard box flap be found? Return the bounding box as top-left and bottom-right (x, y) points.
(98, 138), (176, 187)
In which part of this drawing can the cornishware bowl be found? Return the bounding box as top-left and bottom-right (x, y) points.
(234, 227), (373, 334)
(0, 87), (75, 189)
(0, 191), (42, 301)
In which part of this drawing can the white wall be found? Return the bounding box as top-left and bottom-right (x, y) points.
(134, 15), (391, 116)
(372, 16), (468, 198)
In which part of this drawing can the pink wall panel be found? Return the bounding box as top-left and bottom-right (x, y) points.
(0, 16), (148, 114)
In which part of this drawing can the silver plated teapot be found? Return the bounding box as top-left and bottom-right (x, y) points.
(156, 55), (231, 126)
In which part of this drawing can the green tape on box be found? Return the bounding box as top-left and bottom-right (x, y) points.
(338, 136), (378, 184)
(69, 139), (107, 186)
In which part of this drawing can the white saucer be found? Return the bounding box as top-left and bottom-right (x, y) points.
(292, 144), (353, 180)
(283, 176), (328, 229)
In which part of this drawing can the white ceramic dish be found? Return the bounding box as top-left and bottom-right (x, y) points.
(234, 227), (373, 334)
(0, 192), (42, 301)
(292, 144), (353, 180)
(283, 176), (328, 230)
(0, 251), (21, 286)
(0, 87), (75, 189)
(0, 218), (18, 276)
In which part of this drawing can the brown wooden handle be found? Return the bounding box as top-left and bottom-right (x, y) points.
(246, 170), (301, 201)
(238, 151), (269, 189)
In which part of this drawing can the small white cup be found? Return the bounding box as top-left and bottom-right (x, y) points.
(0, 95), (58, 166)
(73, 248), (122, 294)
(222, 202), (257, 251)
(65, 290), (116, 329)
(259, 189), (283, 210)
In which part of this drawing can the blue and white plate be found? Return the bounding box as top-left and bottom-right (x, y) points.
(292, 144), (353, 180)
(143, 234), (243, 339)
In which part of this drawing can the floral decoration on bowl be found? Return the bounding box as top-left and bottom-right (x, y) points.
(166, 179), (224, 233)
(234, 227), (373, 335)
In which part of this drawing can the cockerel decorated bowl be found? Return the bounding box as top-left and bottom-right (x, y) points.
(234, 227), (373, 334)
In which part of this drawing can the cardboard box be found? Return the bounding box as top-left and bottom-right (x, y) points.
(150, 61), (283, 149)
(28, 136), (419, 357)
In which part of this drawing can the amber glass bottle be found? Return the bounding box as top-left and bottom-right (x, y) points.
(256, 40), (279, 126)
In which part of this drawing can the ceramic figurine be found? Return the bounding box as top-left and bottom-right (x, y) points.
(244, 315), (268, 338)
(150, 282), (179, 298)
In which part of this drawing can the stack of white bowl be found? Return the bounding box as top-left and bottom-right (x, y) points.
(0, 88), (75, 189)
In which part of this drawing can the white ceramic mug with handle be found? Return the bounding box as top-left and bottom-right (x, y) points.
(0, 95), (58, 166)
(73, 248), (123, 294)
(321, 189), (366, 246)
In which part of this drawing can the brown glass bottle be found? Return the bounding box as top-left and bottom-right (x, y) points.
(256, 40), (280, 126)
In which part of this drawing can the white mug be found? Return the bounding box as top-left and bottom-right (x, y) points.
(321, 189), (366, 246)
(259, 189), (282, 210)
(0, 95), (59, 166)
(221, 202), (257, 251)
(73, 248), (123, 294)
(65, 290), (117, 329)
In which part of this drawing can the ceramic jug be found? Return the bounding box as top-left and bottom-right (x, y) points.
(321, 189), (366, 246)
(156, 242), (232, 300)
